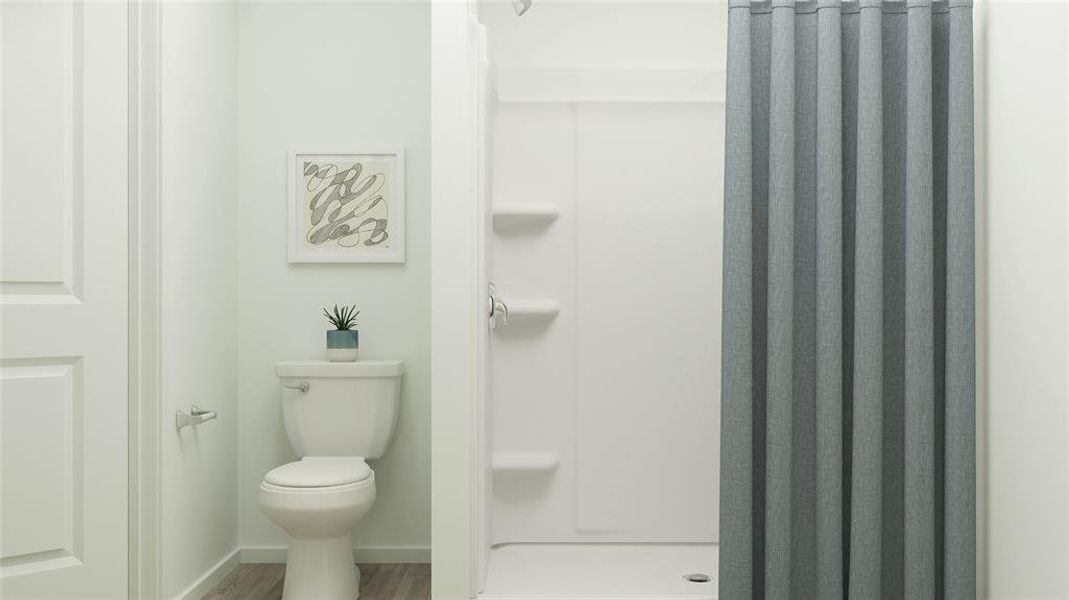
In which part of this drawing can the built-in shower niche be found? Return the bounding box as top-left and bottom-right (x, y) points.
(492, 451), (560, 474)
(498, 299), (559, 321)
(492, 298), (560, 339)
(491, 452), (560, 502)
(492, 203), (560, 237)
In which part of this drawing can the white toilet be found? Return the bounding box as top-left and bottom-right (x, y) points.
(260, 359), (403, 600)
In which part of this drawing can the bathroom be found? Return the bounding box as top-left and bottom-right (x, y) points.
(1, 1), (1068, 599)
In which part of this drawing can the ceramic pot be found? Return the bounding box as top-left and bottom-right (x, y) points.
(326, 330), (359, 362)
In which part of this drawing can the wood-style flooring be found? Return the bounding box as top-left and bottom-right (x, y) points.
(201, 563), (431, 600)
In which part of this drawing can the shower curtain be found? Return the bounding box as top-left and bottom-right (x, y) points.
(718, 1), (974, 599)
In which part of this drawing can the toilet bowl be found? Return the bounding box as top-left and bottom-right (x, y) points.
(259, 360), (403, 600)
(260, 457), (376, 600)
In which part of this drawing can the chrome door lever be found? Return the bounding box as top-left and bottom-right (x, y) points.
(175, 405), (218, 431)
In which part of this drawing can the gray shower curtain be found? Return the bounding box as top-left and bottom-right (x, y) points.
(718, 1), (974, 598)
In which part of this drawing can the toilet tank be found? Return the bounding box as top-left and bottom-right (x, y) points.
(275, 360), (404, 459)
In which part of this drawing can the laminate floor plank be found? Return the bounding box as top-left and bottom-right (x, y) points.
(201, 563), (431, 600)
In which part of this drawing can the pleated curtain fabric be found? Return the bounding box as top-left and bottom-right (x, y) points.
(718, 0), (974, 598)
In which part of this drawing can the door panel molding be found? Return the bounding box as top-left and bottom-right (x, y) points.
(0, 1), (84, 303)
(0, 358), (83, 575)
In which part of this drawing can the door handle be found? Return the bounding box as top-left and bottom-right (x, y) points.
(175, 405), (218, 431)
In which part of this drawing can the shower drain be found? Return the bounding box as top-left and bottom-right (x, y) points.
(683, 573), (713, 584)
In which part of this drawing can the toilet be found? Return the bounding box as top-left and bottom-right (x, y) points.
(260, 359), (404, 600)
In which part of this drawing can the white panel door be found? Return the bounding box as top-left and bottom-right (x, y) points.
(0, 1), (129, 598)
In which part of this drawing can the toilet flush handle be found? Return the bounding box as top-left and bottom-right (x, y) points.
(284, 381), (310, 393)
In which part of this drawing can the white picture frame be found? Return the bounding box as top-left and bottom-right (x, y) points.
(288, 147), (406, 263)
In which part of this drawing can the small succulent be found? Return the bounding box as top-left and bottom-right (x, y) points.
(323, 304), (360, 331)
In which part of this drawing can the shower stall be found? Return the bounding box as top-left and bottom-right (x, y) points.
(432, 1), (727, 597)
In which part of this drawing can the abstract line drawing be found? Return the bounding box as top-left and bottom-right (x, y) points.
(288, 149), (406, 263)
(304, 160), (389, 248)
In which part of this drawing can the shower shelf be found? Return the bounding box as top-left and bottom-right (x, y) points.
(492, 204), (560, 228)
(492, 452), (560, 474)
(501, 299), (560, 321)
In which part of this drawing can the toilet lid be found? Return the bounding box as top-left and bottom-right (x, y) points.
(264, 457), (372, 488)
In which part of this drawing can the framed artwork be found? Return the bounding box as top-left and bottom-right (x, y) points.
(288, 148), (405, 263)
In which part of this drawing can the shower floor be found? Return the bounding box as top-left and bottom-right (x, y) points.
(480, 543), (719, 599)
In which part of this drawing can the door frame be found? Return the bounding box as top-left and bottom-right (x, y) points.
(430, 0), (485, 598)
(128, 0), (163, 597)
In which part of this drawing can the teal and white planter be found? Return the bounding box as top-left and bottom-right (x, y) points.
(326, 329), (359, 362)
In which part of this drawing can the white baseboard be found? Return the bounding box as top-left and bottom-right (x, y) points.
(240, 545), (430, 564)
(174, 548), (241, 600)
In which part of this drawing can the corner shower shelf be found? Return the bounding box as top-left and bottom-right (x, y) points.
(492, 204), (560, 229)
(502, 299), (560, 322)
(492, 452), (560, 474)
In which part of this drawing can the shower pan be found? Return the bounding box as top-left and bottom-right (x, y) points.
(456, 1), (728, 597)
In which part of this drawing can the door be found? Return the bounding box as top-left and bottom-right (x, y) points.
(0, 1), (129, 597)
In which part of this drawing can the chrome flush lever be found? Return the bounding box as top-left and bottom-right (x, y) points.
(284, 381), (310, 392)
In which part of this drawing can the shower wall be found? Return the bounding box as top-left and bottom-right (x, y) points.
(483, 1), (728, 545)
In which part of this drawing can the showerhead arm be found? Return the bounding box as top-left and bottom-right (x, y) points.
(512, 0), (533, 16)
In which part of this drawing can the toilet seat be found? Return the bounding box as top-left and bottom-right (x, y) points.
(264, 457), (372, 488)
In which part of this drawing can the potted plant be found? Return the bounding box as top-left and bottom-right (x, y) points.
(322, 304), (360, 362)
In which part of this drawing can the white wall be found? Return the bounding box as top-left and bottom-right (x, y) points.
(985, 2), (1069, 597)
(236, 1), (431, 559)
(159, 1), (240, 597)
